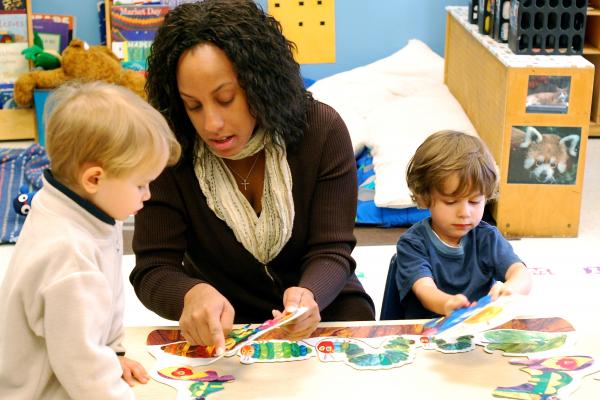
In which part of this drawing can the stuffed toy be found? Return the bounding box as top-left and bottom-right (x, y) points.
(21, 32), (61, 70)
(13, 185), (37, 216)
(14, 39), (146, 107)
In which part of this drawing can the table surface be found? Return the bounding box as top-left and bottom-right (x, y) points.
(125, 317), (600, 400)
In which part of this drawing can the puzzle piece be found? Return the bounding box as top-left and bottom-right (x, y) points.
(310, 335), (418, 370)
(150, 307), (309, 366)
(237, 340), (314, 364)
(151, 366), (234, 400)
(493, 355), (599, 400)
(423, 294), (524, 338)
(477, 329), (575, 357)
(419, 335), (475, 354)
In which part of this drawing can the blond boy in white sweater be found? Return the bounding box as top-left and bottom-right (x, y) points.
(0, 81), (180, 399)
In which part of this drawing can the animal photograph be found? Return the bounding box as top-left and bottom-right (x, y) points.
(508, 125), (581, 185)
(525, 75), (571, 114)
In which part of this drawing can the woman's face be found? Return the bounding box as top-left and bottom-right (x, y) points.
(176, 44), (256, 157)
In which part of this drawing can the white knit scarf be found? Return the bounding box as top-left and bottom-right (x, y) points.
(194, 129), (294, 265)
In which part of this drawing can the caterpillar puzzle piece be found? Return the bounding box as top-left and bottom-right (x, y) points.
(237, 340), (314, 364)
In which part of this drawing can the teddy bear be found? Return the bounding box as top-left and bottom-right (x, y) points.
(14, 39), (146, 107)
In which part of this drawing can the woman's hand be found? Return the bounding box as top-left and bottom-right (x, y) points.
(443, 294), (471, 316)
(272, 286), (321, 340)
(118, 356), (149, 386)
(179, 283), (235, 356)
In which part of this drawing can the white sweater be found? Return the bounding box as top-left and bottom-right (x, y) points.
(0, 174), (134, 399)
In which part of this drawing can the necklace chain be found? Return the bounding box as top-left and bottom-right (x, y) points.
(228, 153), (260, 191)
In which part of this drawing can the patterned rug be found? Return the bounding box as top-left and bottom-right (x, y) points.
(0, 144), (49, 243)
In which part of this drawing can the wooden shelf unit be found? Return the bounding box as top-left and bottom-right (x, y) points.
(444, 7), (594, 238)
(585, 0), (600, 135)
(0, 0), (35, 142)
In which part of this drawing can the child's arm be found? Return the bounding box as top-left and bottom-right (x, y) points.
(412, 277), (471, 316)
(489, 262), (532, 299)
(118, 356), (149, 386)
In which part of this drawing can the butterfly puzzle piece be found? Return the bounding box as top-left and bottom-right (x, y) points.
(493, 355), (599, 399)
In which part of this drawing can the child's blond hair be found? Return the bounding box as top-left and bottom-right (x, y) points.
(44, 81), (181, 187)
(406, 130), (498, 208)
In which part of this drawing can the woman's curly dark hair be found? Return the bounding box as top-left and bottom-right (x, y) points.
(146, 0), (313, 162)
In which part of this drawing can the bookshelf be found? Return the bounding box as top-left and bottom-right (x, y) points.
(0, 0), (35, 141)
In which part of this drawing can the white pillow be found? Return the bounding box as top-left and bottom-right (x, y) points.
(366, 84), (477, 208)
(309, 39), (445, 154)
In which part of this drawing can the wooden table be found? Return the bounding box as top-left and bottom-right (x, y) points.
(125, 318), (600, 399)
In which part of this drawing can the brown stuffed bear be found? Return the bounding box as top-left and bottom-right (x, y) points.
(14, 39), (146, 107)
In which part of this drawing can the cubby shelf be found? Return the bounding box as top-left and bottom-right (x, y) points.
(445, 6), (594, 238)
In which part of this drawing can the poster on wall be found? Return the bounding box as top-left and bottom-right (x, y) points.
(508, 125), (580, 185)
(525, 75), (571, 114)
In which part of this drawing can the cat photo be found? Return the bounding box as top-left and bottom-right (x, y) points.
(525, 75), (571, 114)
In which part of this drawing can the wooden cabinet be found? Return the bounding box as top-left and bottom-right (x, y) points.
(444, 7), (594, 238)
(585, 0), (600, 135)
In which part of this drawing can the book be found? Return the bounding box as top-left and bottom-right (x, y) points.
(32, 14), (74, 55)
(0, 82), (16, 109)
(0, 1), (26, 12)
(0, 10), (28, 43)
(0, 42), (28, 83)
(110, 5), (169, 42)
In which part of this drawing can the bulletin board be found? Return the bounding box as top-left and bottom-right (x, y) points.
(267, 0), (336, 64)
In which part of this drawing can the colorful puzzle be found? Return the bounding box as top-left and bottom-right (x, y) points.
(146, 307), (308, 399)
(144, 313), (598, 399)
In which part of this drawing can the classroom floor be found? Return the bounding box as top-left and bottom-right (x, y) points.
(1, 139), (599, 330)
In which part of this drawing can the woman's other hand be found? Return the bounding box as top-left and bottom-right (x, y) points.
(272, 286), (321, 340)
(179, 283), (235, 356)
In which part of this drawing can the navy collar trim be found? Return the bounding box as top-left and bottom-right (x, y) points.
(44, 169), (115, 226)
(423, 218), (464, 257)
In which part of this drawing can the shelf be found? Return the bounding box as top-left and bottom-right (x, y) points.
(584, 43), (600, 54)
(0, 109), (36, 141)
(589, 7), (600, 16)
(590, 120), (600, 137)
(445, 6), (594, 238)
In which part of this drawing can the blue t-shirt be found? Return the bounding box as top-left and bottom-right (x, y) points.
(394, 218), (522, 319)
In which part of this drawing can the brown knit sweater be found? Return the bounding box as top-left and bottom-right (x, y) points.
(130, 100), (373, 323)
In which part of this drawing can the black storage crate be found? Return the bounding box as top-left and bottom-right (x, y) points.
(508, 0), (588, 55)
(478, 0), (493, 34)
(469, 0), (480, 24)
(493, 0), (512, 42)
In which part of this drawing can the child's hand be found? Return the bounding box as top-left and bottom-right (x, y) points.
(118, 356), (149, 386)
(488, 281), (512, 300)
(443, 294), (470, 316)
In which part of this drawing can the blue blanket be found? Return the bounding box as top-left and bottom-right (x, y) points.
(356, 147), (429, 227)
(0, 144), (49, 244)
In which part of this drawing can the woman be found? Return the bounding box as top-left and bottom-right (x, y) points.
(131, 0), (375, 355)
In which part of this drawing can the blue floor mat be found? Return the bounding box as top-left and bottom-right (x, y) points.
(356, 147), (429, 227)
